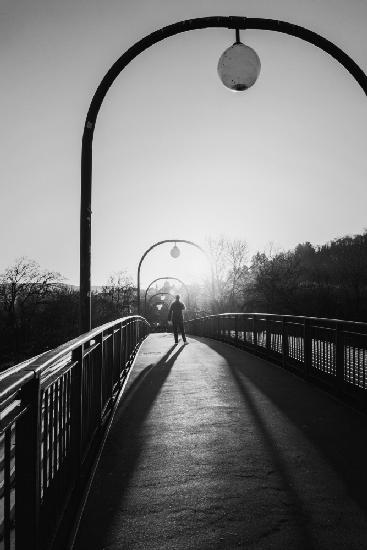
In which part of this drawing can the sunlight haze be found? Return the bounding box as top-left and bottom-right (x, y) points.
(1, 0), (367, 288)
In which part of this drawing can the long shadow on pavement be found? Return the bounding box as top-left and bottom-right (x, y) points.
(74, 343), (185, 549)
(200, 337), (367, 517)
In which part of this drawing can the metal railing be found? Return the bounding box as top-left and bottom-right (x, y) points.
(186, 313), (367, 405)
(0, 315), (149, 550)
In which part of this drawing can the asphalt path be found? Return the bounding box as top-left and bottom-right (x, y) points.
(73, 333), (367, 549)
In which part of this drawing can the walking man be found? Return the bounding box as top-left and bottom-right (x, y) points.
(168, 295), (187, 344)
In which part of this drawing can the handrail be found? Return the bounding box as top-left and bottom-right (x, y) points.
(0, 315), (150, 550)
(191, 312), (367, 327)
(2, 316), (148, 378)
(186, 313), (367, 405)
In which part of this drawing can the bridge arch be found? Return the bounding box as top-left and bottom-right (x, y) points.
(80, 16), (367, 332)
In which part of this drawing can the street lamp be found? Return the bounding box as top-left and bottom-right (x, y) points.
(80, 16), (367, 333)
(218, 29), (261, 91)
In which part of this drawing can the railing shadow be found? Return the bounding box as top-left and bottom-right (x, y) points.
(199, 336), (367, 518)
(74, 342), (185, 548)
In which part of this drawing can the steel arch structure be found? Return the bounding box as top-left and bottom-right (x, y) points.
(80, 16), (367, 332)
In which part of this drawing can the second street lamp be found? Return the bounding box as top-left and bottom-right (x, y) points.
(137, 239), (211, 314)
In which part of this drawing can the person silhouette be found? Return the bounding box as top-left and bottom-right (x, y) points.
(168, 294), (187, 344)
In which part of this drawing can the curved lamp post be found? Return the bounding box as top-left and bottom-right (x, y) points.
(137, 239), (211, 315)
(144, 276), (190, 314)
(80, 16), (367, 332)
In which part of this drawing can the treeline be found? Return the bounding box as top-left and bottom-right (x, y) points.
(1, 231), (366, 369)
(245, 234), (367, 320)
(0, 259), (135, 369)
(201, 233), (367, 321)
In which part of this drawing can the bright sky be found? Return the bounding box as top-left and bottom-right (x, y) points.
(1, 0), (367, 288)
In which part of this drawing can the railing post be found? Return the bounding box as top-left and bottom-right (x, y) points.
(118, 322), (123, 390)
(15, 375), (42, 550)
(253, 315), (257, 349)
(70, 344), (83, 480)
(282, 318), (289, 369)
(241, 315), (246, 347)
(95, 332), (103, 420)
(335, 322), (345, 392)
(303, 318), (312, 377)
(123, 323), (128, 369)
(110, 327), (115, 400)
(234, 315), (238, 345)
(266, 317), (271, 354)
(128, 321), (132, 361)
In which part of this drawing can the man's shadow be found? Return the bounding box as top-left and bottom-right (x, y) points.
(75, 343), (185, 547)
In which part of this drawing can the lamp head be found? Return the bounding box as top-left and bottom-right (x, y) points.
(218, 41), (261, 91)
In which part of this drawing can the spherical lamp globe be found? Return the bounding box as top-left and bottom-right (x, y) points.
(218, 42), (261, 91)
(170, 245), (180, 259)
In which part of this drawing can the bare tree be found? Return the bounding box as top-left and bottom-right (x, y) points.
(101, 271), (135, 314)
(0, 257), (63, 352)
(206, 237), (249, 312)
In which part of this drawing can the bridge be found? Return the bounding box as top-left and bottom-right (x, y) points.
(1, 313), (367, 549)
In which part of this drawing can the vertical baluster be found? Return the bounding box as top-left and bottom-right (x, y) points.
(123, 324), (128, 370)
(110, 328), (115, 405)
(335, 323), (344, 392)
(70, 345), (83, 483)
(53, 380), (59, 476)
(43, 389), (49, 492)
(58, 379), (63, 465)
(61, 375), (66, 461)
(303, 319), (311, 376)
(130, 321), (133, 358)
(126, 323), (131, 364)
(66, 371), (71, 455)
(253, 316), (257, 349)
(265, 318), (271, 355)
(331, 338), (333, 374)
(4, 428), (11, 550)
(15, 375), (42, 550)
(315, 338), (319, 370)
(130, 320), (133, 354)
(118, 323), (123, 389)
(95, 332), (103, 422)
(282, 318), (289, 369)
(49, 385), (54, 482)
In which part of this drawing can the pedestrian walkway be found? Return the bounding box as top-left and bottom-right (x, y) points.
(73, 333), (367, 549)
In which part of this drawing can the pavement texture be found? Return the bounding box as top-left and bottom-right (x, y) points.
(73, 333), (367, 550)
